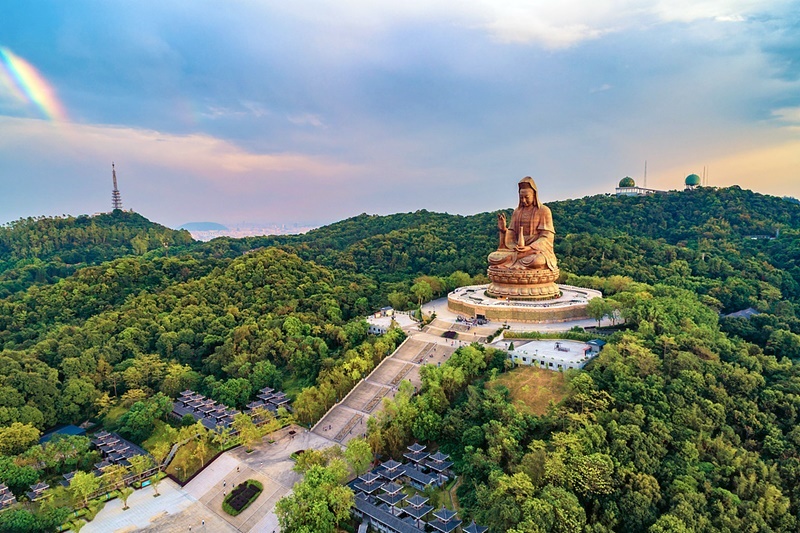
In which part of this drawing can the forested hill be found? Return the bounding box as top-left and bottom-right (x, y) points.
(551, 185), (800, 241)
(209, 185), (799, 254)
(0, 246), (398, 430)
(0, 185), (798, 431)
(0, 211), (194, 297)
(191, 186), (800, 314)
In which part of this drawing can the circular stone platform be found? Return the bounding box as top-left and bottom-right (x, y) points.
(448, 284), (601, 323)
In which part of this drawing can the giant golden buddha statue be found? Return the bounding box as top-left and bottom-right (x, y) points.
(487, 177), (560, 300)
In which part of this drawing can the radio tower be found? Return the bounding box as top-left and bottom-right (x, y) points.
(111, 163), (123, 211)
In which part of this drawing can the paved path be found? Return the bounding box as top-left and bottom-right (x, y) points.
(184, 454), (240, 499)
(312, 337), (454, 445)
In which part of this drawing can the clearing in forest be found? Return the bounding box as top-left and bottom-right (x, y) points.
(490, 366), (568, 415)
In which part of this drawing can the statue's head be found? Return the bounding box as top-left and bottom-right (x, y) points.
(518, 177), (541, 208)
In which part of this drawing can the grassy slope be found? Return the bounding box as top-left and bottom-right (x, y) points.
(489, 366), (569, 415)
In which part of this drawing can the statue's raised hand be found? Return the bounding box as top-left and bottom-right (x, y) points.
(497, 212), (507, 232)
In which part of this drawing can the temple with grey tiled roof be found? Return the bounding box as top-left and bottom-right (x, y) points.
(173, 387), (291, 431)
(348, 451), (487, 533)
(0, 483), (17, 510)
(91, 431), (150, 475)
(429, 506), (462, 533)
(377, 459), (405, 481)
(25, 482), (50, 502)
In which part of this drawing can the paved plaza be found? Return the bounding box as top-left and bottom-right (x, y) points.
(82, 478), (202, 533)
(84, 426), (333, 532)
(422, 295), (614, 331)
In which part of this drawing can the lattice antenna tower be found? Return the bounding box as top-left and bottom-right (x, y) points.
(111, 162), (123, 210)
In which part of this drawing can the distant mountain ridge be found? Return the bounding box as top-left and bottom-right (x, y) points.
(179, 222), (229, 231)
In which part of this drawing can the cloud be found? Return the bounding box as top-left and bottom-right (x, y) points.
(590, 84), (613, 93)
(772, 106), (800, 125)
(266, 0), (791, 49)
(715, 14), (746, 22)
(287, 113), (326, 128)
(652, 0), (763, 23)
(0, 116), (356, 189)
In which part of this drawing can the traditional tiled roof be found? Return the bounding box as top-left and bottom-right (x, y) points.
(378, 467), (404, 481)
(429, 451), (450, 462)
(403, 464), (436, 486)
(401, 502), (433, 519)
(404, 450), (430, 463)
(425, 459), (453, 473)
(381, 482), (404, 494)
(405, 494), (429, 507)
(354, 480), (384, 494)
(377, 491), (408, 506)
(382, 459), (403, 471)
(433, 507), (458, 522)
(429, 507), (462, 533)
(407, 443), (426, 453)
(428, 517), (462, 532)
(463, 520), (489, 533)
(360, 472), (382, 483)
(354, 495), (425, 533)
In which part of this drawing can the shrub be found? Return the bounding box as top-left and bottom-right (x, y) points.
(222, 480), (263, 516)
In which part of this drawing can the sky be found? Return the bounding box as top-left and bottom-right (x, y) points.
(1, 1), (798, 228)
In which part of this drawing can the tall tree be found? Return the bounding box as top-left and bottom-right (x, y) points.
(232, 413), (260, 452)
(70, 471), (100, 507)
(345, 437), (373, 476)
(0, 423), (40, 455)
(276, 465), (354, 533)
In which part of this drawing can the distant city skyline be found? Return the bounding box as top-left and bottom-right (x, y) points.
(1, 1), (799, 227)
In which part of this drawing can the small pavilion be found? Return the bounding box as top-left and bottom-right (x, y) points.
(428, 506), (461, 533)
(403, 442), (429, 465)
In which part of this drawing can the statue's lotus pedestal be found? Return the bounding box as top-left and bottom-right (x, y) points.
(487, 266), (561, 300)
(448, 284), (601, 323)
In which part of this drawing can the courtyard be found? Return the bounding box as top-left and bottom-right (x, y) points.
(83, 426), (334, 532)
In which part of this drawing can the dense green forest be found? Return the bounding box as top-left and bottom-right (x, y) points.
(0, 211), (193, 298)
(1, 185), (800, 531)
(368, 278), (800, 531)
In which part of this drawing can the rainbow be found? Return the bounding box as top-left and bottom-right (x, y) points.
(0, 47), (68, 121)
